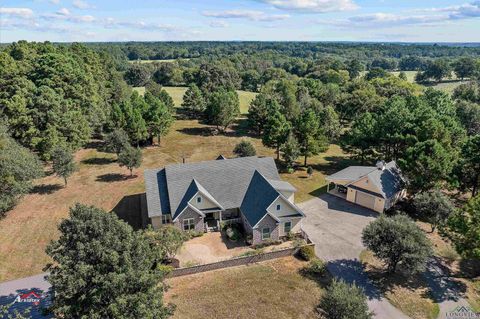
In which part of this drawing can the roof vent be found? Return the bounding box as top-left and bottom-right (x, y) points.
(376, 160), (386, 171)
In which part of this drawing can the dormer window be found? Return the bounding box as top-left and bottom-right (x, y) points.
(197, 196), (202, 203)
(276, 204), (281, 211)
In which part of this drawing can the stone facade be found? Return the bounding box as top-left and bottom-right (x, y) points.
(173, 206), (204, 232)
(252, 214), (279, 245)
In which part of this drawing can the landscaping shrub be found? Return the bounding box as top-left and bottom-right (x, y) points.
(253, 239), (282, 249)
(298, 245), (316, 261)
(305, 258), (327, 277)
(226, 227), (240, 241)
(319, 279), (372, 319)
(186, 230), (204, 239)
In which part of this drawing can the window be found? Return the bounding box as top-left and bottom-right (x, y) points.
(276, 204), (281, 211)
(262, 227), (270, 240)
(162, 215), (170, 224)
(284, 221), (292, 233)
(197, 196), (202, 203)
(183, 218), (195, 231)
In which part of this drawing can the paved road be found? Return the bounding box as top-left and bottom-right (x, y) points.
(299, 194), (410, 319)
(424, 257), (473, 319)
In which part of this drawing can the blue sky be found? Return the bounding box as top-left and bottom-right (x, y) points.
(0, 0), (479, 42)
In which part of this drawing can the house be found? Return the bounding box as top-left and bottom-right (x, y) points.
(325, 160), (406, 213)
(144, 156), (305, 245)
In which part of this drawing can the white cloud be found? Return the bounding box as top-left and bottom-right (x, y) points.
(0, 7), (34, 18)
(57, 7), (70, 16)
(210, 20), (229, 28)
(50, 0), (61, 4)
(257, 0), (358, 13)
(202, 10), (290, 21)
(321, 1), (480, 28)
(72, 0), (95, 9)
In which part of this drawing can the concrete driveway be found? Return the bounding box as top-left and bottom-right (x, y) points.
(299, 194), (410, 319)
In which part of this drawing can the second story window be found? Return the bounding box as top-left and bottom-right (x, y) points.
(197, 196), (202, 203)
(276, 204), (281, 211)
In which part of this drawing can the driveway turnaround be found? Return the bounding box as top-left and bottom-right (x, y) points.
(299, 194), (410, 319)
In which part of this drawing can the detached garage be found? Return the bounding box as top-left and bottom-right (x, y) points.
(326, 161), (406, 213)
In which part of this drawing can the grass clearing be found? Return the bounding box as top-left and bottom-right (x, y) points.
(360, 250), (439, 319)
(0, 117), (347, 282)
(128, 59), (190, 64)
(165, 256), (324, 319)
(136, 86), (256, 114)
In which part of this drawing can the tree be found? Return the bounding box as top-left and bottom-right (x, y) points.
(362, 214), (432, 274)
(343, 113), (378, 164)
(456, 101), (480, 135)
(262, 110), (291, 160)
(118, 146), (142, 176)
(453, 57), (478, 80)
(124, 64), (152, 87)
(280, 133), (300, 169)
(144, 93), (174, 146)
(158, 90), (175, 111)
(247, 94), (279, 135)
(296, 109), (328, 167)
(319, 279), (372, 319)
(104, 128), (130, 156)
(45, 204), (173, 318)
(400, 140), (456, 192)
(454, 135), (480, 196)
(447, 195), (480, 260)
(0, 306), (30, 319)
(307, 166), (313, 177)
(398, 71), (408, 81)
(418, 59), (452, 83)
(365, 67), (388, 80)
(413, 189), (456, 232)
(0, 123), (43, 216)
(205, 89), (240, 131)
(347, 59), (364, 79)
(51, 146), (76, 186)
(182, 84), (206, 117)
(144, 225), (187, 262)
(233, 140), (256, 157)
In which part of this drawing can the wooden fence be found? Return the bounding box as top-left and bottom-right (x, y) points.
(169, 243), (315, 278)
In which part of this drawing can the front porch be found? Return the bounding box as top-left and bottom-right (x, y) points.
(202, 209), (241, 232)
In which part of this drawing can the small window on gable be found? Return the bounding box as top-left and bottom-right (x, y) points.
(197, 196), (202, 203)
(276, 204), (281, 211)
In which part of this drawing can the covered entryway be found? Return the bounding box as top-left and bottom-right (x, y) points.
(354, 190), (376, 210)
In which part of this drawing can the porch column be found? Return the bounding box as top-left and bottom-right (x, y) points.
(219, 210), (222, 222)
(327, 182), (330, 192)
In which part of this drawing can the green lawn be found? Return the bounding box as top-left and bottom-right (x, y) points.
(136, 86), (257, 114)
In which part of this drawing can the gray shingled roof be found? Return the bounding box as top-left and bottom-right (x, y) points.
(144, 156), (285, 218)
(326, 161), (405, 199)
(267, 179), (297, 192)
(366, 161), (405, 198)
(174, 179), (224, 218)
(240, 171), (281, 227)
(326, 166), (376, 181)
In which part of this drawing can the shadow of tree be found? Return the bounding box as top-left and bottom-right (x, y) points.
(111, 193), (148, 231)
(423, 257), (468, 303)
(30, 184), (63, 195)
(326, 259), (384, 300)
(81, 157), (116, 165)
(310, 156), (359, 176)
(309, 185), (328, 198)
(0, 287), (52, 318)
(96, 173), (128, 183)
(458, 258), (480, 278)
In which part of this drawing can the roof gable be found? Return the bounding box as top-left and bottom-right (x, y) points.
(240, 170), (281, 227)
(364, 161), (405, 198)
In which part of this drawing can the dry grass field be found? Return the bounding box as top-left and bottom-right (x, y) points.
(0, 117), (347, 282)
(134, 86), (256, 114)
(165, 256), (325, 319)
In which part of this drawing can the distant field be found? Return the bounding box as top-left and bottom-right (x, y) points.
(134, 86), (256, 114)
(390, 71), (417, 82)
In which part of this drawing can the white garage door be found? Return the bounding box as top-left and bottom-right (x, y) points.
(355, 191), (376, 210)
